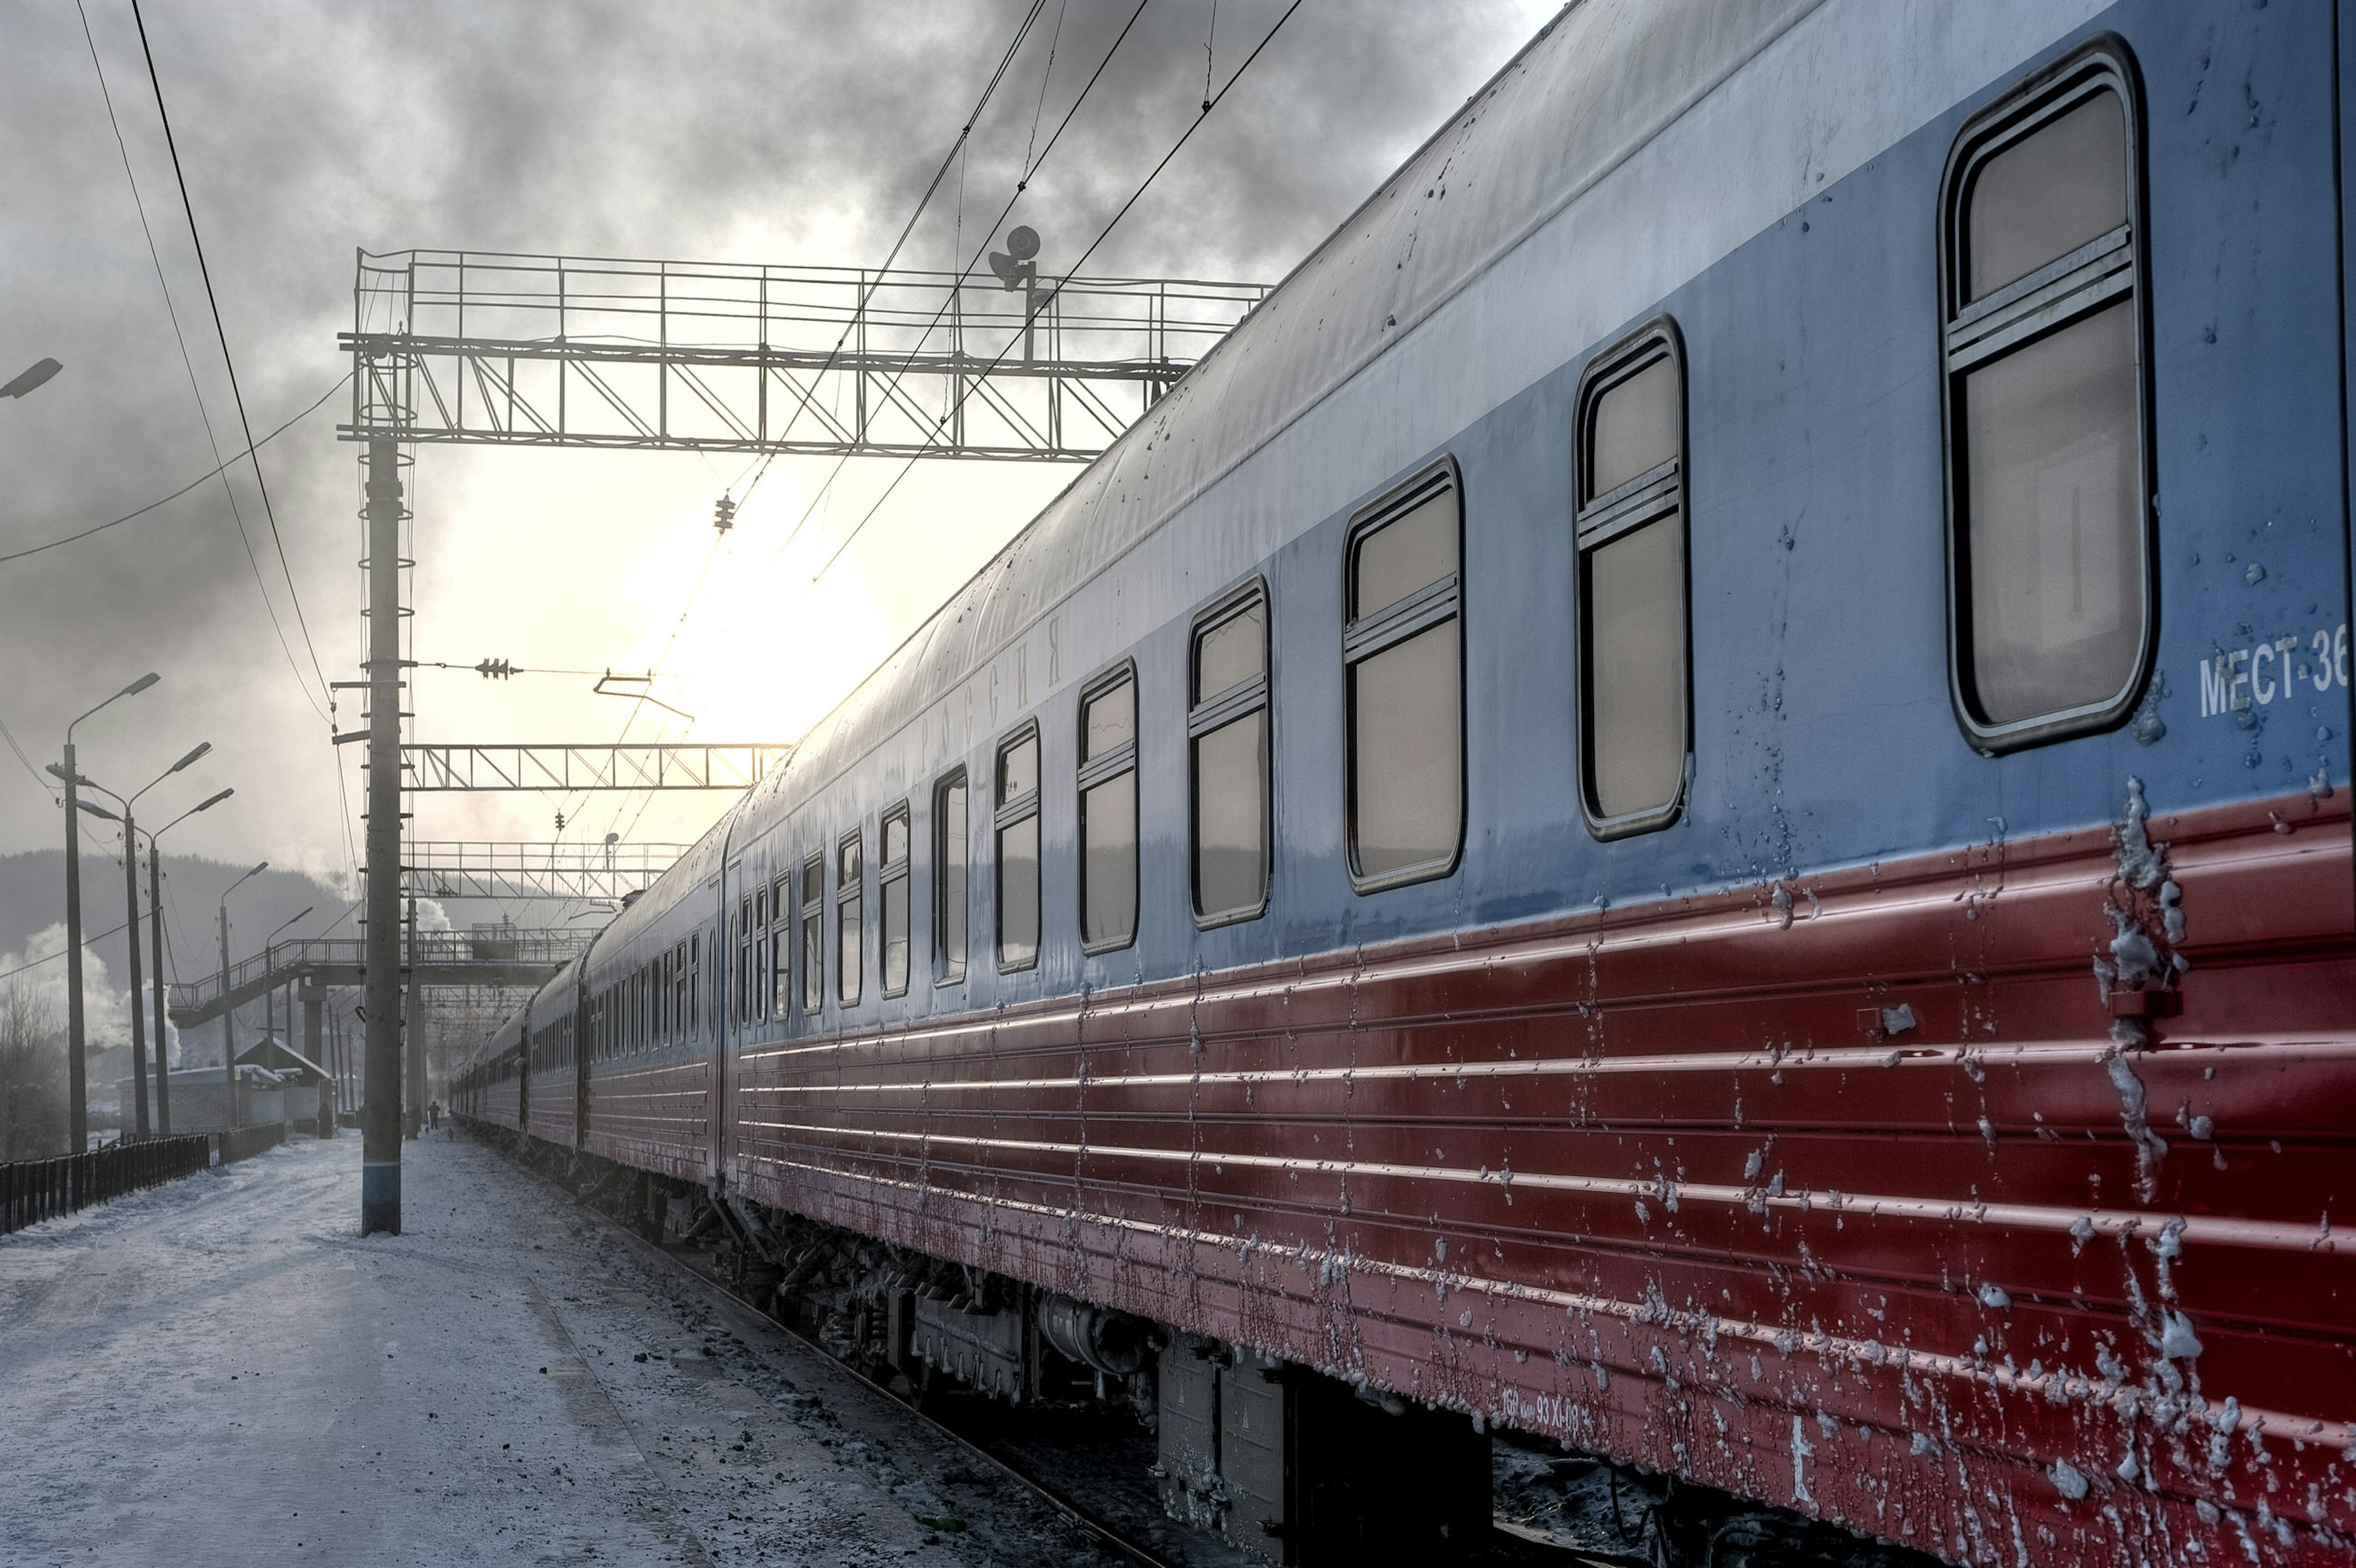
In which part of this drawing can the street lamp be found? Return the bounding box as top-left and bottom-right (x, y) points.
(259, 905), (314, 1067)
(141, 789), (233, 1134)
(74, 740), (213, 1140)
(218, 860), (268, 1131)
(1, 358), (62, 400)
(52, 671), (160, 1150)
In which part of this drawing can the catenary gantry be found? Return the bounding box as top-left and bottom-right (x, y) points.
(342, 249), (1266, 461)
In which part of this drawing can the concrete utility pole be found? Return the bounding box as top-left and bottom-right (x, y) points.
(149, 845), (170, 1135)
(361, 437), (405, 1235)
(55, 672), (159, 1150)
(219, 860), (268, 1133)
(218, 903), (232, 1122)
(302, 982), (326, 1136)
(120, 815), (148, 1140)
(146, 785), (233, 1139)
(72, 742), (210, 1143)
(404, 897), (423, 1139)
(61, 756), (84, 1150)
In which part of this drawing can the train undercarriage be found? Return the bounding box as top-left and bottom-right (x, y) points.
(474, 1124), (1944, 1568)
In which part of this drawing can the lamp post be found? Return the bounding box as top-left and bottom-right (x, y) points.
(260, 905), (314, 1064)
(141, 788), (233, 1136)
(218, 861), (268, 1131)
(52, 672), (160, 1150)
(72, 742), (214, 1140)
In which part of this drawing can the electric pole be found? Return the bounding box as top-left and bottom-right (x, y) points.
(361, 437), (405, 1234)
(62, 749), (87, 1151)
(149, 845), (170, 1135)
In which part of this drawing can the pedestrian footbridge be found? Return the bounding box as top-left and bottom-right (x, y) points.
(167, 929), (593, 1028)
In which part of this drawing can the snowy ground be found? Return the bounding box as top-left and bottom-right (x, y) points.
(0, 1134), (1118, 1567)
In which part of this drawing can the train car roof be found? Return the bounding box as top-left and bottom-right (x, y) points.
(732, 0), (1819, 829)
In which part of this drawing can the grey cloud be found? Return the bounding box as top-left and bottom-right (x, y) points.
(0, 0), (1556, 883)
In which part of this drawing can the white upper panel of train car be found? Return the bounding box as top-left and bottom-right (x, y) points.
(738, 0), (2112, 826)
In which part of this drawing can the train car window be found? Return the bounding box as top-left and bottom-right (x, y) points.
(1573, 320), (1690, 838)
(1941, 41), (2150, 750)
(675, 940), (690, 1040)
(1191, 582), (1270, 924)
(769, 874), (790, 1018)
(755, 888), (772, 1022)
(735, 896), (752, 1026)
(996, 728), (1041, 970)
(688, 933), (699, 1038)
(880, 804), (911, 997)
(1078, 666), (1138, 953)
(934, 771), (969, 984)
(837, 831), (864, 1005)
(1345, 466), (1463, 888)
(800, 854), (824, 1015)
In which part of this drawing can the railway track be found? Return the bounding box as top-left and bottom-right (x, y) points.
(495, 1138), (1631, 1568)
(496, 1140), (1201, 1568)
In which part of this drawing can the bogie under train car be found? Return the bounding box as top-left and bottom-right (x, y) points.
(455, 4), (2356, 1564)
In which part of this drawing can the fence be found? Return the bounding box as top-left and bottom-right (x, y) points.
(1, 1135), (212, 1237)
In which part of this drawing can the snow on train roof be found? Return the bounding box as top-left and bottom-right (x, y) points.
(746, 0), (1820, 820)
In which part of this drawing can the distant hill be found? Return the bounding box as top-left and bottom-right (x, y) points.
(0, 851), (348, 985)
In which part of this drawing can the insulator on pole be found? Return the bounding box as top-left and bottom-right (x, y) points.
(713, 494), (736, 532)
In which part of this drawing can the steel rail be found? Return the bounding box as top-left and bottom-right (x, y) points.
(494, 1139), (1191, 1568)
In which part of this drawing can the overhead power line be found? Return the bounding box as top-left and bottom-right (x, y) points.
(725, 0), (1052, 515)
(582, 1), (1062, 844)
(0, 709), (55, 802)
(756, 0), (1160, 579)
(0, 918), (134, 986)
(0, 374), (347, 567)
(795, 0), (1309, 598)
(130, 0), (334, 713)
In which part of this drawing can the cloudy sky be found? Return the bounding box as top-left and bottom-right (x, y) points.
(1, 0), (1558, 901)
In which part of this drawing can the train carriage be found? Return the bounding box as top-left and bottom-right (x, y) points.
(468, 1012), (525, 1134)
(576, 826), (730, 1185)
(455, 2), (2356, 1564)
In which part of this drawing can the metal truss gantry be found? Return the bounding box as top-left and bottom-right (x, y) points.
(336, 245), (1265, 1231)
(400, 840), (688, 901)
(342, 249), (1267, 461)
(387, 742), (791, 792)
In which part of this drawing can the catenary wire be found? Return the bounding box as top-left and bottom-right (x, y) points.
(568, 3), (1060, 848)
(755, 0), (1159, 580)
(80, 0), (325, 721)
(129, 0), (334, 714)
(0, 709), (57, 802)
(792, 0), (1307, 598)
(721, 1), (1052, 518)
(0, 374), (347, 568)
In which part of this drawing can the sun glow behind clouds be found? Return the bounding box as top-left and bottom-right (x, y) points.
(406, 440), (1071, 849)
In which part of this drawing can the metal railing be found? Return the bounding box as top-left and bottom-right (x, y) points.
(168, 928), (598, 1017)
(1, 1135), (212, 1236)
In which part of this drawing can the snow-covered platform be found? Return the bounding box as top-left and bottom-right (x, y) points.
(0, 1134), (1087, 1567)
